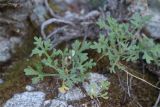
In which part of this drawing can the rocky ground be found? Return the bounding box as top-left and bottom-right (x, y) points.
(0, 0), (160, 107)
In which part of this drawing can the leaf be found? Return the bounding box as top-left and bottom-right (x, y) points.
(72, 40), (81, 51)
(97, 18), (107, 29)
(32, 77), (41, 84)
(31, 48), (44, 56)
(143, 52), (153, 64)
(24, 67), (38, 76)
(91, 34), (107, 54)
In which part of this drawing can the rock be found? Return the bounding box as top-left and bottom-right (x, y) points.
(25, 85), (35, 91)
(0, 0), (33, 63)
(0, 38), (11, 62)
(49, 99), (73, 107)
(0, 79), (4, 84)
(4, 91), (45, 107)
(145, 12), (160, 39)
(148, 0), (160, 12)
(58, 87), (86, 101)
(83, 73), (108, 97)
(0, 37), (22, 62)
(127, 0), (160, 39)
(144, 0), (160, 39)
(43, 100), (52, 107)
(10, 37), (22, 53)
(30, 3), (48, 27)
(58, 73), (108, 101)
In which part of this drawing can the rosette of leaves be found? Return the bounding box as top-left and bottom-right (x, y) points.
(24, 37), (96, 92)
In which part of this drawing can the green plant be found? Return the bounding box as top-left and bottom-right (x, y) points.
(24, 37), (96, 92)
(24, 13), (157, 101)
(92, 14), (157, 73)
(87, 80), (110, 99)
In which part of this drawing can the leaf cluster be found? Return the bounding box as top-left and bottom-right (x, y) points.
(92, 14), (160, 73)
(24, 37), (96, 88)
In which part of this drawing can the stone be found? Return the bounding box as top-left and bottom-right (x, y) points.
(30, 4), (48, 27)
(25, 85), (35, 91)
(43, 100), (52, 107)
(58, 73), (108, 102)
(0, 38), (11, 62)
(58, 87), (86, 101)
(3, 91), (45, 107)
(127, 0), (160, 39)
(0, 79), (4, 84)
(0, 37), (22, 62)
(144, 0), (160, 39)
(145, 12), (160, 39)
(49, 99), (73, 107)
(83, 73), (108, 97)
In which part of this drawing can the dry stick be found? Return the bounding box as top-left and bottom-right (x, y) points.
(79, 10), (100, 21)
(44, 0), (62, 19)
(46, 26), (67, 39)
(51, 31), (83, 48)
(119, 63), (160, 90)
(126, 72), (131, 97)
(41, 18), (75, 38)
(153, 92), (160, 107)
(96, 55), (160, 90)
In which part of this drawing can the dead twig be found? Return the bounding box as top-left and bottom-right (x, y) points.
(79, 10), (100, 21)
(46, 26), (67, 39)
(119, 63), (160, 90)
(41, 18), (75, 38)
(153, 92), (160, 107)
(44, 0), (62, 19)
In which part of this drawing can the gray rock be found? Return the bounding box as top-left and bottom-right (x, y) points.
(49, 99), (73, 107)
(25, 85), (35, 91)
(0, 38), (11, 62)
(58, 88), (86, 101)
(43, 100), (52, 107)
(4, 91), (45, 107)
(0, 79), (4, 84)
(144, 0), (160, 39)
(30, 4), (48, 27)
(58, 73), (108, 101)
(127, 0), (160, 39)
(0, 37), (22, 62)
(0, 0), (32, 63)
(83, 73), (108, 97)
(145, 12), (160, 39)
(10, 37), (22, 53)
(148, 0), (160, 13)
